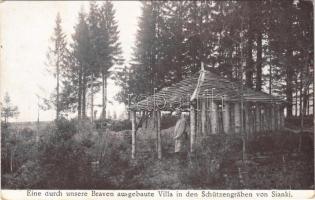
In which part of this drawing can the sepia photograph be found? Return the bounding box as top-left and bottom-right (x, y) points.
(0, 0), (314, 191)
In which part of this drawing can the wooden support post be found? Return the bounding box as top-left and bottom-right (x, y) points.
(277, 104), (281, 130)
(264, 105), (268, 132)
(265, 106), (270, 131)
(223, 103), (230, 134)
(280, 105), (285, 129)
(201, 100), (206, 135)
(131, 111), (136, 159)
(190, 104), (196, 152)
(271, 104), (275, 131)
(156, 110), (162, 159)
(268, 106), (272, 131)
(269, 106), (273, 131)
(260, 106), (264, 132)
(244, 104), (250, 136)
(211, 101), (218, 134)
(255, 104), (261, 133)
(234, 103), (241, 134)
(275, 104), (278, 130)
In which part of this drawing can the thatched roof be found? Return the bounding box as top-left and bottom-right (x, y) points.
(130, 69), (284, 111)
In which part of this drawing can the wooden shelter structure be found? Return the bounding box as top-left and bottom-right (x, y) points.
(129, 65), (285, 159)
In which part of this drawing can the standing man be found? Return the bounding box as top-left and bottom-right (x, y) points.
(174, 111), (190, 161)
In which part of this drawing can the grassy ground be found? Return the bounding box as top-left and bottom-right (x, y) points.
(2, 119), (314, 189)
(92, 127), (314, 189)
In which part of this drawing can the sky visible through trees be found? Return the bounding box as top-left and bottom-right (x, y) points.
(1, 1), (141, 122)
(1, 1), (313, 121)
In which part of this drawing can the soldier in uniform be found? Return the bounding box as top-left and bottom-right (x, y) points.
(174, 111), (190, 161)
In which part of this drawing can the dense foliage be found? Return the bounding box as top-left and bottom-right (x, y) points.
(115, 1), (313, 118)
(1, 92), (19, 124)
(47, 1), (122, 120)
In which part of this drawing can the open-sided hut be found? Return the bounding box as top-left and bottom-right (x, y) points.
(129, 65), (285, 159)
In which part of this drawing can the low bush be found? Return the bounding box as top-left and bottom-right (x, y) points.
(178, 135), (243, 188)
(37, 118), (93, 189)
(285, 115), (313, 129)
(95, 119), (131, 132)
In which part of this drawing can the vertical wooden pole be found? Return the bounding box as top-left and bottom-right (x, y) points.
(131, 111), (136, 159)
(266, 105), (270, 131)
(271, 104), (275, 131)
(260, 106), (264, 132)
(260, 104), (263, 132)
(265, 106), (270, 131)
(211, 101), (218, 134)
(255, 104), (261, 133)
(234, 103), (241, 134)
(201, 99), (206, 135)
(278, 104), (282, 129)
(267, 105), (271, 131)
(280, 105), (285, 129)
(223, 103), (230, 134)
(157, 110), (162, 159)
(276, 104), (279, 130)
(190, 104), (196, 152)
(244, 104), (250, 136)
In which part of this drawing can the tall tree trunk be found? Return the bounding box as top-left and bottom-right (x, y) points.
(303, 89), (308, 117)
(56, 62), (60, 120)
(269, 50), (272, 95)
(256, 32), (262, 91)
(82, 69), (87, 118)
(90, 73), (94, 123)
(78, 65), (83, 119)
(102, 72), (107, 120)
(10, 147), (14, 173)
(299, 75), (303, 117)
(306, 85), (310, 116)
(245, 2), (254, 88)
(246, 38), (254, 88)
(285, 49), (293, 118)
(295, 75), (298, 116)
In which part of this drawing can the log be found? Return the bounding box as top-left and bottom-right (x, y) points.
(190, 104), (196, 152)
(266, 105), (270, 131)
(271, 104), (275, 131)
(244, 104), (250, 136)
(156, 110), (162, 159)
(211, 101), (218, 134)
(131, 111), (136, 159)
(201, 99), (206, 135)
(234, 103), (241, 134)
(255, 104), (261, 133)
(277, 104), (281, 130)
(223, 103), (230, 134)
(280, 106), (284, 129)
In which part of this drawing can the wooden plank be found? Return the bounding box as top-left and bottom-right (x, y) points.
(244, 104), (250, 136)
(201, 99), (206, 135)
(131, 111), (136, 159)
(132, 70), (285, 112)
(271, 104), (275, 131)
(255, 104), (261, 133)
(223, 103), (230, 134)
(156, 110), (162, 159)
(211, 101), (218, 134)
(190, 104), (196, 152)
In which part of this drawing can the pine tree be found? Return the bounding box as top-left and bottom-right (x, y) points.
(46, 13), (68, 120)
(161, 1), (189, 83)
(116, 2), (161, 103)
(98, 1), (123, 120)
(115, 0), (313, 120)
(1, 92), (19, 124)
(71, 9), (91, 119)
